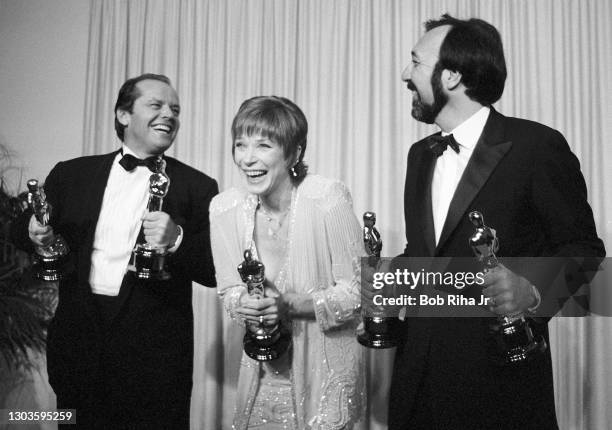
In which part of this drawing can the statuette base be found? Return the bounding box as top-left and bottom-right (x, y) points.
(357, 317), (399, 349)
(128, 245), (171, 281)
(244, 329), (291, 361)
(33, 254), (68, 281)
(490, 316), (547, 365)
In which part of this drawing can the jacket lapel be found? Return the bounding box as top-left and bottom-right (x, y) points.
(79, 151), (120, 281)
(413, 144), (438, 256)
(436, 109), (512, 252)
(73, 151), (118, 337)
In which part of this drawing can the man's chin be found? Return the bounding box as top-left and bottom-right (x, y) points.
(150, 136), (175, 152)
(411, 107), (436, 124)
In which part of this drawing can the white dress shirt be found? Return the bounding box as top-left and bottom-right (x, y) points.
(89, 145), (151, 296)
(432, 106), (490, 245)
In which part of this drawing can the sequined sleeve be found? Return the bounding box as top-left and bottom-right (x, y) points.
(210, 190), (247, 325)
(311, 181), (365, 331)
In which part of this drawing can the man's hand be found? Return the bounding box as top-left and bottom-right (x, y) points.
(142, 211), (179, 247)
(361, 258), (391, 305)
(28, 214), (55, 247)
(482, 263), (537, 315)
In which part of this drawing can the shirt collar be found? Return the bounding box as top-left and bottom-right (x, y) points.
(442, 106), (490, 151)
(121, 144), (139, 158)
(119, 144), (165, 162)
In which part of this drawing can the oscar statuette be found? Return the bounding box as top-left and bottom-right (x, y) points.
(357, 212), (399, 348)
(26, 179), (70, 281)
(237, 249), (291, 361)
(469, 211), (547, 364)
(128, 157), (171, 280)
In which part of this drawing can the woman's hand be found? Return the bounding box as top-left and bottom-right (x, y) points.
(235, 280), (289, 327)
(263, 282), (291, 325)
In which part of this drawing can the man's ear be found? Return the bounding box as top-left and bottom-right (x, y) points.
(442, 69), (462, 91)
(116, 109), (131, 127)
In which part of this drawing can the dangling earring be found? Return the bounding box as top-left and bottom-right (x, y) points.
(290, 164), (299, 178)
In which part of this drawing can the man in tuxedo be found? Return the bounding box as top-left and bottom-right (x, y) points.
(14, 74), (218, 428)
(389, 15), (605, 429)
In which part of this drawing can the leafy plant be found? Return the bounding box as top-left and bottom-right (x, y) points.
(0, 142), (50, 370)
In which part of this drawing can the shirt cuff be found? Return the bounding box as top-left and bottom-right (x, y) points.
(527, 284), (541, 314)
(167, 225), (183, 253)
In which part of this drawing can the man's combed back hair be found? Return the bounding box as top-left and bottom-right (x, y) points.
(426, 14), (507, 105)
(114, 73), (172, 141)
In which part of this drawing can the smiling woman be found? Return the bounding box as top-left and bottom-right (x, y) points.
(233, 134), (294, 199)
(209, 96), (366, 429)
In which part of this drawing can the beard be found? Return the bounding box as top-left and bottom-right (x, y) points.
(408, 66), (447, 124)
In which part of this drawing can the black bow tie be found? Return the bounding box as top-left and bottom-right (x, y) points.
(119, 153), (160, 172)
(427, 134), (460, 157)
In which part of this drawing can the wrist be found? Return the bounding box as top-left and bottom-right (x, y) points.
(238, 289), (249, 306)
(284, 292), (315, 320)
(527, 284), (541, 314)
(283, 293), (295, 319)
(168, 225), (183, 250)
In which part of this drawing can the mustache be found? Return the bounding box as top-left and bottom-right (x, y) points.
(405, 79), (417, 92)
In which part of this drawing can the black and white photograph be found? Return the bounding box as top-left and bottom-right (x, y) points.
(1, 1), (610, 429)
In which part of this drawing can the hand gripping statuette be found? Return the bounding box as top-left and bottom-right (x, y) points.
(357, 212), (399, 348)
(128, 157), (171, 280)
(237, 249), (291, 361)
(26, 179), (70, 281)
(468, 211), (546, 364)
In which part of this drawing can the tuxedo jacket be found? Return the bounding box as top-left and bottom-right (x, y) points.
(389, 109), (605, 429)
(13, 150), (218, 426)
